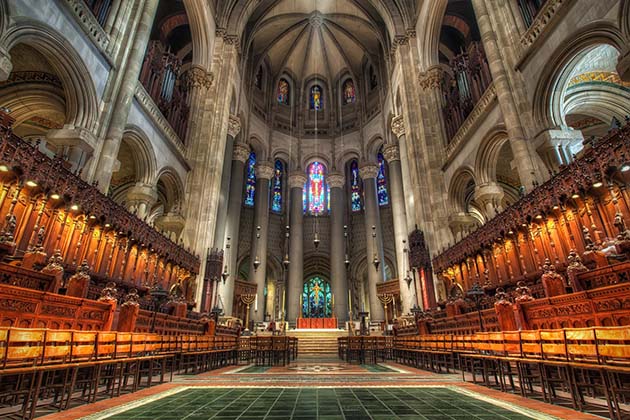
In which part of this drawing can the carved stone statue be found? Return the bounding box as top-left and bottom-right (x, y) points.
(540, 258), (567, 298)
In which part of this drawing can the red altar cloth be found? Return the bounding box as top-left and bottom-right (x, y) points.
(297, 317), (337, 329)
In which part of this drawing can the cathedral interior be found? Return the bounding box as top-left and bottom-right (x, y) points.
(0, 0), (629, 419)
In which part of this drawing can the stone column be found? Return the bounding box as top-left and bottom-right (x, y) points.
(382, 143), (413, 315)
(472, 0), (539, 191)
(124, 182), (157, 220)
(328, 172), (348, 324)
(213, 115), (241, 249)
(217, 142), (250, 316)
(473, 182), (504, 220)
(287, 172), (307, 324)
(359, 163), (385, 321)
(248, 161), (274, 323)
(93, 0), (159, 192)
(535, 128), (584, 174)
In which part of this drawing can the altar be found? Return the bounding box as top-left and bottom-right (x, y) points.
(297, 317), (338, 329)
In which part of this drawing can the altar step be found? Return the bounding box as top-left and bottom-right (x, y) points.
(287, 330), (347, 356)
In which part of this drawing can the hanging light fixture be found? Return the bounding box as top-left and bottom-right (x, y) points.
(313, 230), (320, 249)
(371, 225), (380, 272)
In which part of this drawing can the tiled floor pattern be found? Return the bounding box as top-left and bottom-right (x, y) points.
(236, 364), (398, 374)
(88, 387), (538, 420)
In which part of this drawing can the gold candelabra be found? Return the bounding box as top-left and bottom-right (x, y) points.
(240, 293), (256, 330)
(377, 293), (394, 329)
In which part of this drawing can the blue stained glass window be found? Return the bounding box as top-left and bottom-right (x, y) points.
(304, 162), (327, 215)
(277, 78), (290, 105)
(343, 79), (356, 104)
(302, 277), (332, 318)
(244, 152), (256, 207)
(271, 160), (283, 213)
(377, 151), (389, 206)
(310, 85), (323, 110)
(350, 160), (362, 212)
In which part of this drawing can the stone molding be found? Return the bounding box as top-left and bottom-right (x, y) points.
(62, 0), (111, 58)
(182, 66), (214, 90)
(288, 172), (307, 188)
(359, 162), (379, 179)
(232, 143), (250, 163)
(255, 161), (275, 179)
(520, 0), (568, 51)
(391, 115), (406, 138)
(227, 115), (241, 138)
(418, 66), (443, 90)
(444, 83), (497, 166)
(327, 172), (345, 189)
(134, 83), (187, 164)
(382, 143), (401, 162)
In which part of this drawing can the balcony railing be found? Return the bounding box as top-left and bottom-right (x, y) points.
(441, 42), (492, 141)
(139, 41), (190, 142)
(517, 0), (548, 28)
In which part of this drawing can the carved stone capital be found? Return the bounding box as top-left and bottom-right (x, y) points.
(328, 172), (345, 189)
(255, 161), (275, 179)
(227, 115), (241, 138)
(359, 162), (379, 179)
(391, 115), (406, 138)
(0, 47), (12, 81)
(382, 143), (401, 162)
(183, 65), (214, 90)
(418, 66), (443, 90)
(289, 172), (308, 188)
(233, 143), (251, 163)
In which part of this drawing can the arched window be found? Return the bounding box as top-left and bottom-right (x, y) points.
(310, 85), (323, 110)
(271, 160), (284, 213)
(350, 160), (362, 212)
(244, 151), (256, 207)
(343, 79), (356, 104)
(277, 78), (290, 105)
(304, 162), (328, 215)
(302, 277), (332, 318)
(377, 151), (389, 206)
(255, 66), (263, 90)
(369, 65), (378, 90)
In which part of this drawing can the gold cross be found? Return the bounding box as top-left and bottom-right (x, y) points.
(311, 282), (322, 305)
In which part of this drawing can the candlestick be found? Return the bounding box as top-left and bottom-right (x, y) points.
(254, 293), (258, 311)
(348, 289), (352, 310)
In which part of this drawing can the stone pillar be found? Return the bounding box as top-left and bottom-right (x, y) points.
(472, 0), (539, 191)
(217, 142), (250, 316)
(359, 163), (385, 321)
(287, 172), (307, 323)
(328, 172), (348, 324)
(473, 182), (504, 220)
(47, 128), (97, 176)
(390, 117), (416, 232)
(93, 0), (159, 192)
(213, 115), (240, 249)
(248, 161), (274, 323)
(0, 46), (12, 81)
(382, 143), (413, 315)
(617, 48), (630, 83)
(535, 128), (584, 174)
(124, 182), (157, 220)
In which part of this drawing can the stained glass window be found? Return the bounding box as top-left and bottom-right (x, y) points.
(277, 78), (290, 105)
(301, 277), (332, 318)
(310, 85), (323, 110)
(244, 152), (256, 207)
(377, 151), (389, 206)
(255, 66), (263, 90)
(271, 160), (283, 213)
(303, 162), (327, 215)
(350, 160), (362, 212)
(343, 79), (356, 104)
(369, 65), (378, 90)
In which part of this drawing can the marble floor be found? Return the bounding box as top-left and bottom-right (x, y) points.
(40, 359), (602, 420)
